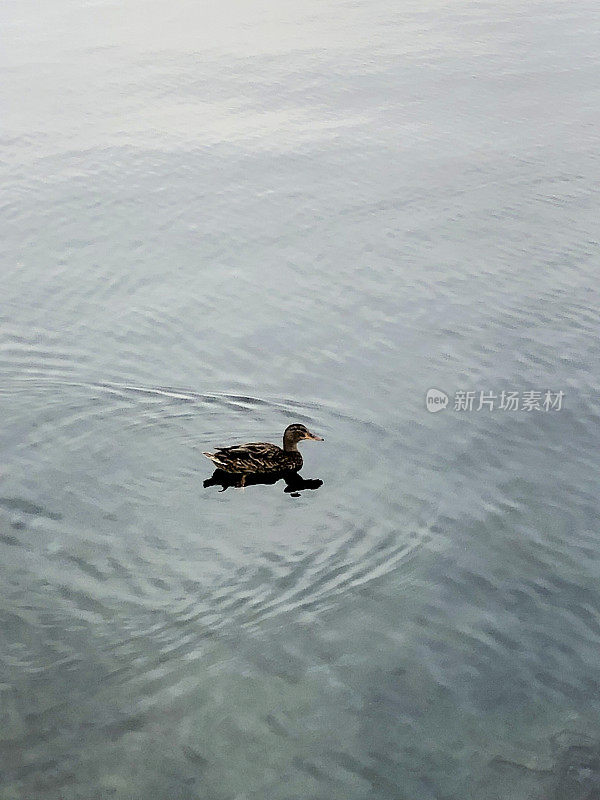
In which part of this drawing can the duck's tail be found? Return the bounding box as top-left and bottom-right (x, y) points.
(203, 451), (228, 469)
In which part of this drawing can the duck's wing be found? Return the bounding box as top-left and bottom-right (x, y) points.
(204, 442), (283, 472)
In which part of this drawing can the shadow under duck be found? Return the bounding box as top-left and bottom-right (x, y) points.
(204, 468), (323, 495)
(203, 424), (323, 484)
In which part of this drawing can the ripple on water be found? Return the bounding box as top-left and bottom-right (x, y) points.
(1, 376), (433, 700)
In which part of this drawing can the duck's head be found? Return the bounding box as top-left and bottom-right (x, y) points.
(283, 423), (324, 451)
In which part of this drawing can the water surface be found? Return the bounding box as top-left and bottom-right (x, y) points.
(2, 0), (600, 797)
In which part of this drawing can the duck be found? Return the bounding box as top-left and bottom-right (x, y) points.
(203, 424), (323, 484)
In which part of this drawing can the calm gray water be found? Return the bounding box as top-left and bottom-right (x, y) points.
(2, 0), (600, 797)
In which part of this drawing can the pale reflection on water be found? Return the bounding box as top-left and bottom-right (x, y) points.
(2, 0), (600, 797)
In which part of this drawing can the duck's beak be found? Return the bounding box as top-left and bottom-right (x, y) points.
(306, 430), (324, 441)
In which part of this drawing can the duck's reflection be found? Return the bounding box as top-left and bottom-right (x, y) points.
(203, 469), (323, 496)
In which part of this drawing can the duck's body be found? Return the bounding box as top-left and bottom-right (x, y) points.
(203, 424), (322, 476)
(204, 441), (303, 474)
